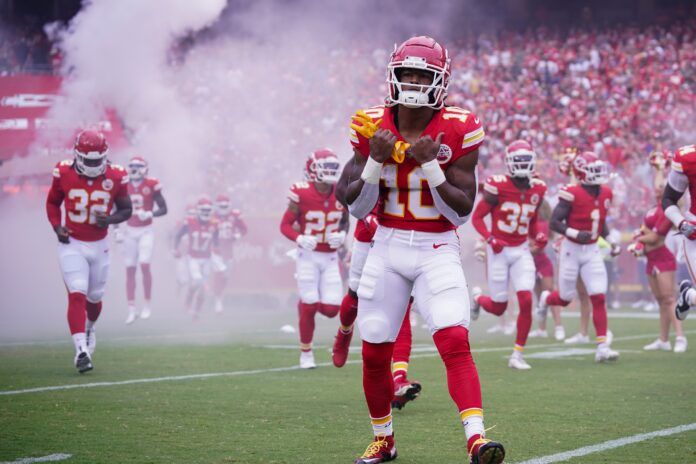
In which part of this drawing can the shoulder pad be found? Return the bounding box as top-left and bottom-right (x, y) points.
(531, 178), (546, 187)
(110, 164), (126, 171)
(558, 185), (576, 202)
(483, 175), (505, 195)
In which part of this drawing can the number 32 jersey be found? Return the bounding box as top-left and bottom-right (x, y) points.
(483, 175), (547, 246)
(47, 159), (129, 241)
(557, 184), (613, 244)
(287, 182), (344, 253)
(350, 104), (485, 232)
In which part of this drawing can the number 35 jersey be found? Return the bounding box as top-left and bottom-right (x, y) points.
(557, 184), (613, 244)
(48, 159), (129, 242)
(287, 182), (344, 253)
(483, 175), (547, 246)
(350, 104), (485, 233)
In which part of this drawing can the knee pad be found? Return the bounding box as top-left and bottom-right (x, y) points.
(321, 265), (343, 306)
(358, 314), (392, 344)
(426, 287), (468, 331)
(357, 255), (385, 301)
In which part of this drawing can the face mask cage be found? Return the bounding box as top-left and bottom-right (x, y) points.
(75, 150), (108, 177)
(506, 151), (536, 178)
(386, 58), (449, 109)
(197, 205), (213, 221)
(315, 160), (340, 184)
(582, 161), (609, 185)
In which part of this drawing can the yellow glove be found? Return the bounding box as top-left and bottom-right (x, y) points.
(350, 110), (382, 139)
(392, 141), (410, 164)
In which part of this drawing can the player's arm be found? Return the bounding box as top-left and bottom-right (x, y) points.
(339, 208), (349, 232)
(600, 219), (621, 256)
(550, 199), (593, 244)
(471, 190), (498, 239)
(46, 176), (70, 243)
(152, 190), (168, 218)
(662, 169), (695, 238)
(96, 194), (132, 228)
(280, 201), (301, 242)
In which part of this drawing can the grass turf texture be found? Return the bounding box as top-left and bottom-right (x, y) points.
(0, 316), (694, 463)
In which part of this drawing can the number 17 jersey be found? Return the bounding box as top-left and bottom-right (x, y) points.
(557, 184), (613, 244)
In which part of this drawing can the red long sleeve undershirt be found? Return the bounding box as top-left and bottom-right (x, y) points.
(46, 179), (64, 229)
(471, 199), (494, 240)
(280, 207), (300, 242)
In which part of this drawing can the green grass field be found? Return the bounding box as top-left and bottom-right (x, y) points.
(1, 314), (695, 463)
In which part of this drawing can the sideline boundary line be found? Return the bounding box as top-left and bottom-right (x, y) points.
(0, 454), (72, 464)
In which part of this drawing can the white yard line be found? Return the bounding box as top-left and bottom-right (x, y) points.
(0, 454), (72, 464)
(0, 330), (693, 397)
(515, 422), (696, 464)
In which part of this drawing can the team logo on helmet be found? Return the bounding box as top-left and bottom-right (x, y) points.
(437, 144), (453, 164)
(102, 179), (114, 191)
(530, 193), (539, 205)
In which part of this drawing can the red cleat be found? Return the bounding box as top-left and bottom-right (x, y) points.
(355, 435), (397, 463)
(469, 437), (505, 464)
(391, 376), (422, 410)
(332, 328), (353, 368)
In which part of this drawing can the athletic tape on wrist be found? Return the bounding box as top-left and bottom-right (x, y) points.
(664, 205), (686, 228)
(565, 227), (580, 239)
(420, 159), (446, 188)
(360, 156), (383, 185)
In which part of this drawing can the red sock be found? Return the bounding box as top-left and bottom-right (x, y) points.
(546, 290), (571, 307)
(432, 326), (482, 417)
(339, 292), (358, 329)
(590, 293), (608, 340)
(515, 291), (533, 348)
(478, 295), (507, 316)
(392, 301), (412, 379)
(141, 263), (152, 300)
(317, 303), (339, 318)
(126, 266), (137, 303)
(86, 300), (102, 322)
(298, 302), (318, 351)
(362, 341), (395, 421)
(67, 292), (87, 335)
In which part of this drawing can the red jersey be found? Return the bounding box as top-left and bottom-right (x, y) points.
(216, 210), (247, 258)
(350, 105), (484, 232)
(557, 184), (613, 244)
(288, 181), (344, 253)
(127, 177), (161, 227)
(184, 217), (218, 259)
(643, 205), (672, 236)
(669, 144), (696, 215)
(482, 175), (547, 246)
(47, 159), (129, 242)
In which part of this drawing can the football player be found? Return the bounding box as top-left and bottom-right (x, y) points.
(538, 151), (621, 363)
(173, 197), (220, 318)
(120, 156), (167, 324)
(470, 140), (547, 369)
(280, 149), (349, 369)
(661, 144), (696, 321)
(341, 36), (504, 464)
(211, 194), (247, 313)
(46, 129), (132, 373)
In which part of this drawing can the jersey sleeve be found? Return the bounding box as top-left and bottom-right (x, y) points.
(482, 175), (501, 196)
(443, 107), (485, 164)
(558, 185), (575, 203)
(115, 168), (130, 199)
(288, 183), (303, 204)
(46, 163), (66, 228)
(151, 178), (162, 192)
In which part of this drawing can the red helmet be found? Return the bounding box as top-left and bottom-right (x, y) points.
(572, 151), (608, 185)
(386, 36), (451, 109)
(197, 197), (213, 221)
(305, 149), (340, 184)
(128, 155), (148, 181)
(215, 193), (231, 215)
(505, 140), (536, 178)
(74, 129), (108, 177)
(185, 203), (197, 219)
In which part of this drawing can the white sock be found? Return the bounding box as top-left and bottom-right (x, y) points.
(371, 413), (393, 437)
(462, 413), (484, 441)
(72, 332), (87, 354)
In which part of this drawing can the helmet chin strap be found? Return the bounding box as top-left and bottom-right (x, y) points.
(399, 90), (430, 107)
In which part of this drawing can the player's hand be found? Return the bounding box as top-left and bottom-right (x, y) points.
(627, 242), (644, 257)
(296, 234), (318, 251)
(610, 244), (622, 257)
(369, 129), (398, 163)
(679, 220), (696, 240)
(327, 231), (346, 250)
(54, 225), (72, 244)
(575, 231), (594, 244)
(350, 110), (382, 139)
(94, 212), (110, 228)
(534, 232), (548, 247)
(474, 239), (486, 262)
(136, 209), (153, 221)
(409, 132), (443, 165)
(487, 237), (507, 254)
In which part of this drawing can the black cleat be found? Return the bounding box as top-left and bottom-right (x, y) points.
(676, 280), (693, 321)
(470, 439), (505, 464)
(75, 351), (93, 374)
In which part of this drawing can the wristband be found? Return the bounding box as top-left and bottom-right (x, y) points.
(565, 228), (580, 239)
(421, 159), (447, 188)
(664, 205), (686, 228)
(360, 156), (383, 185)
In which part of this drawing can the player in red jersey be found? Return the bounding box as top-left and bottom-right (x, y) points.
(173, 198), (220, 318)
(470, 140), (547, 369)
(119, 156), (168, 324)
(662, 144), (696, 321)
(211, 194), (247, 313)
(45, 130), (132, 373)
(538, 151), (621, 363)
(339, 36), (504, 464)
(173, 204), (197, 294)
(280, 149), (349, 369)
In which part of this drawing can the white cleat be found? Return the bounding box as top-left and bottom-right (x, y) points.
(486, 324), (503, 334)
(299, 351), (316, 369)
(74, 351), (93, 374)
(140, 305), (151, 320)
(503, 323), (515, 336)
(470, 287), (482, 321)
(643, 338), (671, 351)
(554, 325), (566, 341)
(528, 329), (548, 338)
(537, 290), (550, 319)
(125, 306), (137, 325)
(674, 336), (688, 353)
(564, 332), (590, 345)
(214, 299), (224, 314)
(508, 352), (532, 370)
(595, 345), (620, 363)
(86, 327), (96, 356)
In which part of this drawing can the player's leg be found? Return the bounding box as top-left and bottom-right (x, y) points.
(138, 228), (155, 319)
(471, 246), (509, 319)
(676, 238), (696, 320)
(543, 275), (565, 340)
(85, 238), (110, 358)
(580, 247), (618, 362)
(122, 227), (139, 324)
(58, 241), (92, 373)
(187, 258), (205, 317)
(296, 250), (321, 368)
(317, 253), (341, 318)
(391, 299), (422, 410)
(644, 271), (672, 351)
(529, 276), (549, 337)
(508, 248), (535, 369)
(414, 240), (504, 462)
(657, 267), (687, 352)
(540, 240), (578, 314)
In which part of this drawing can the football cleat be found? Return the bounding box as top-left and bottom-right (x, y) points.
(527, 328), (548, 338)
(74, 351), (93, 374)
(355, 435), (397, 464)
(595, 345), (619, 363)
(125, 307), (137, 325)
(508, 352), (531, 370)
(470, 438), (505, 464)
(554, 325), (566, 341)
(332, 328), (353, 368)
(676, 280), (693, 321)
(391, 377), (422, 410)
(564, 332), (590, 345)
(643, 338), (671, 351)
(674, 336), (688, 353)
(471, 287), (482, 321)
(140, 304), (151, 319)
(536, 290), (550, 319)
(214, 299), (224, 314)
(86, 326), (96, 356)
(299, 350), (316, 369)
